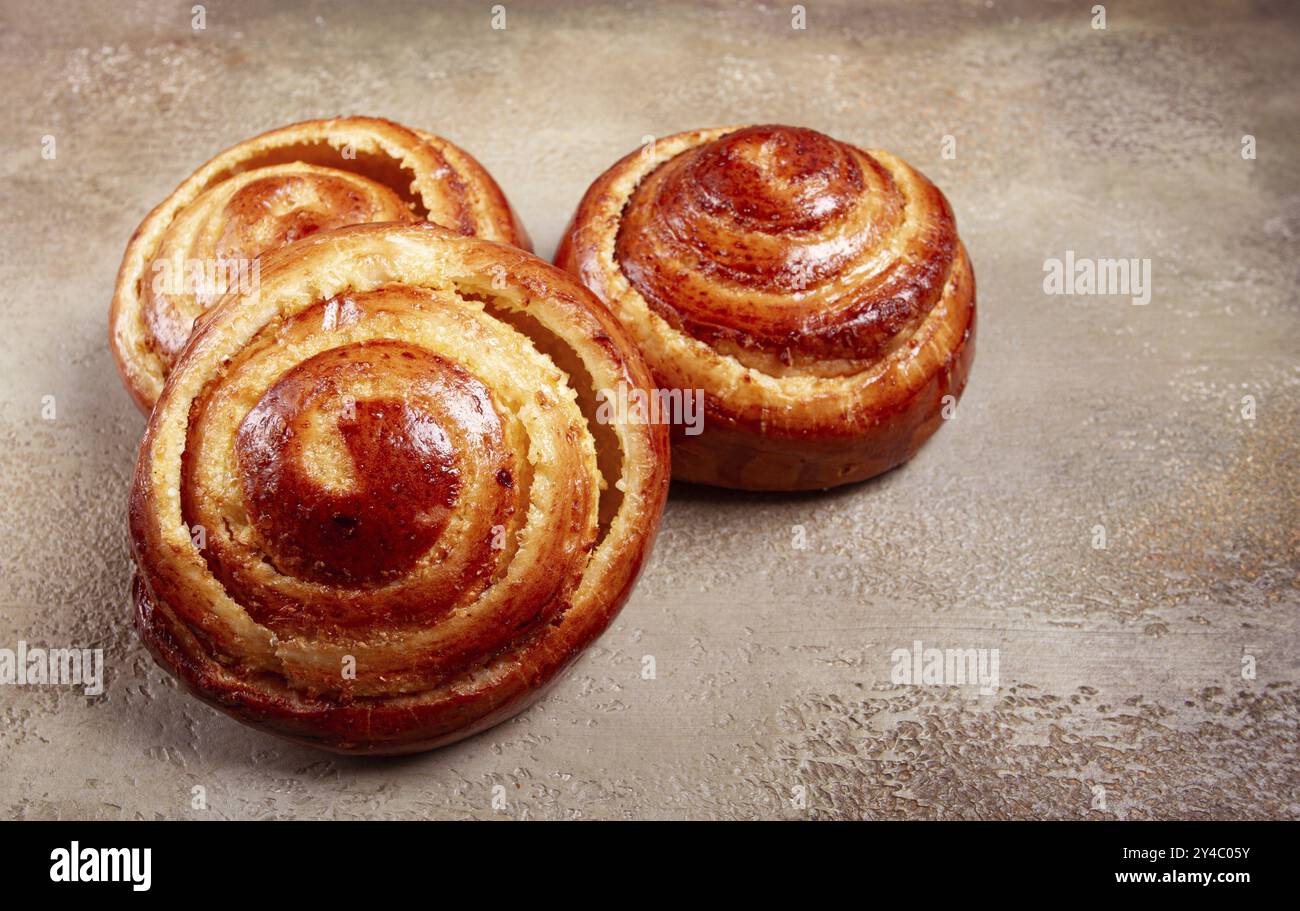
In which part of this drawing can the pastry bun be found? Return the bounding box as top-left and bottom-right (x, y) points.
(556, 124), (975, 490)
(129, 223), (669, 754)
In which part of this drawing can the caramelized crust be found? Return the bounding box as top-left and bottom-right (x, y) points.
(556, 125), (975, 490)
(111, 117), (531, 412)
(130, 223), (669, 753)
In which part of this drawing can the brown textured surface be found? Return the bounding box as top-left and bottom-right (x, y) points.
(0, 0), (1297, 818)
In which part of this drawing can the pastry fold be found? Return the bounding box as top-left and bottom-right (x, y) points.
(111, 116), (530, 411)
(130, 223), (669, 754)
(556, 125), (975, 490)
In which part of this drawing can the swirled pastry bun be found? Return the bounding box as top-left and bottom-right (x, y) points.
(129, 223), (669, 754)
(556, 125), (975, 491)
(111, 116), (530, 411)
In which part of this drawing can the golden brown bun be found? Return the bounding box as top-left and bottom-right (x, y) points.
(129, 223), (669, 754)
(555, 125), (975, 491)
(110, 116), (531, 412)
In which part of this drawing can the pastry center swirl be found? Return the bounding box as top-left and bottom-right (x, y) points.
(142, 165), (416, 369)
(234, 340), (503, 587)
(615, 124), (956, 368)
(214, 170), (409, 264)
(685, 125), (863, 233)
(179, 285), (586, 648)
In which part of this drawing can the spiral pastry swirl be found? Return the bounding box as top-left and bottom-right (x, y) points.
(556, 124), (975, 490)
(129, 223), (669, 754)
(111, 117), (530, 412)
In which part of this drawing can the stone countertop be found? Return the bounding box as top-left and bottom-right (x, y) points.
(0, 0), (1296, 819)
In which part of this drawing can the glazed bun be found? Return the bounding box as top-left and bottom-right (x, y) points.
(129, 223), (669, 753)
(556, 124), (975, 490)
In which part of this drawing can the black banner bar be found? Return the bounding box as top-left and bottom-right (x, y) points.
(0, 820), (1284, 896)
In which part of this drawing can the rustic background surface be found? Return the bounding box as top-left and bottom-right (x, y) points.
(1, 0), (1296, 820)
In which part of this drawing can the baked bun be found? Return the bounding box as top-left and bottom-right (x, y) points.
(111, 116), (530, 411)
(556, 124), (975, 491)
(129, 223), (669, 754)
